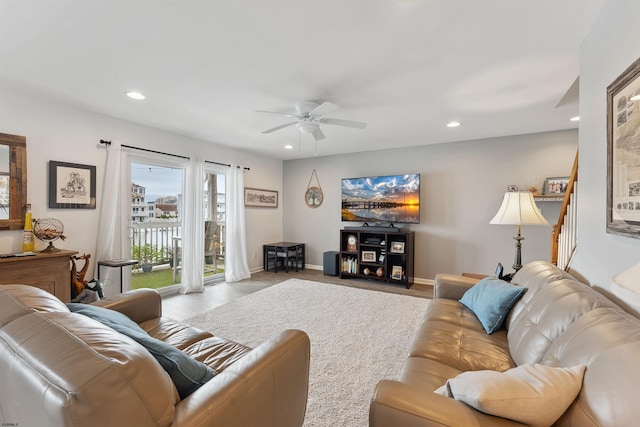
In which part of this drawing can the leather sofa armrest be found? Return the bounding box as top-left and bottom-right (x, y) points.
(434, 274), (480, 300)
(370, 379), (527, 427)
(92, 288), (162, 323)
(171, 329), (311, 427)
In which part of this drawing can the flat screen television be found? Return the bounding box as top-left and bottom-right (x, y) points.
(341, 173), (420, 224)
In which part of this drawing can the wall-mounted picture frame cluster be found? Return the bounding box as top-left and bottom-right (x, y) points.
(607, 57), (640, 238)
(48, 161), (96, 209)
(244, 187), (278, 208)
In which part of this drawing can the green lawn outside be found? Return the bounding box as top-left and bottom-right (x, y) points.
(131, 265), (222, 290)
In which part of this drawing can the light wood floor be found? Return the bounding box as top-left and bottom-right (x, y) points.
(162, 269), (433, 322)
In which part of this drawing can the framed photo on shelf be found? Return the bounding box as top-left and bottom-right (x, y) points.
(48, 161), (96, 209)
(361, 250), (376, 262)
(542, 176), (570, 195)
(389, 241), (405, 253)
(607, 57), (640, 238)
(244, 187), (278, 208)
(391, 265), (403, 280)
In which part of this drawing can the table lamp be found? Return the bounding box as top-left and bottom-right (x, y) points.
(490, 191), (548, 272)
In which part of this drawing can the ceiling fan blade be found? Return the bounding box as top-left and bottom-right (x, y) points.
(310, 101), (339, 117)
(261, 122), (298, 134)
(255, 110), (298, 119)
(318, 118), (368, 129)
(312, 127), (326, 141)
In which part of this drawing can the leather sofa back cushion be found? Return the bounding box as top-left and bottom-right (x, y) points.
(542, 307), (640, 427)
(0, 311), (176, 427)
(507, 275), (617, 366)
(0, 284), (69, 328)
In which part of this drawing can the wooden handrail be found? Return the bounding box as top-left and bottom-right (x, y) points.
(551, 151), (578, 266)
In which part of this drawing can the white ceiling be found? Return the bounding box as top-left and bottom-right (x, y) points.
(0, 0), (605, 160)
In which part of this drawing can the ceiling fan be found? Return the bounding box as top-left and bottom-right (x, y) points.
(258, 101), (367, 141)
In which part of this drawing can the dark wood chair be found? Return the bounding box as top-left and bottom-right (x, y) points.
(283, 245), (304, 272)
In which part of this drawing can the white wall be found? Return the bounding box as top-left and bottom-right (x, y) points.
(0, 83), (283, 274)
(283, 130), (577, 281)
(571, 0), (640, 297)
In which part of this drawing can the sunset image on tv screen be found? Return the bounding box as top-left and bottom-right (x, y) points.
(341, 174), (420, 224)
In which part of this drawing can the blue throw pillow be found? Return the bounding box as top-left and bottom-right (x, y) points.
(459, 277), (526, 334)
(67, 303), (215, 399)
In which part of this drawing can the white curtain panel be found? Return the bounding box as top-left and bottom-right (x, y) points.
(225, 165), (251, 282)
(180, 157), (205, 294)
(94, 140), (124, 297)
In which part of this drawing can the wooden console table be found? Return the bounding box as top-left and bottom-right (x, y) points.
(0, 249), (78, 302)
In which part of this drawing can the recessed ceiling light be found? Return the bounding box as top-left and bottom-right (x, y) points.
(630, 94), (640, 101)
(126, 91), (146, 100)
(447, 121), (461, 128)
(569, 116), (580, 122)
(284, 144), (294, 150)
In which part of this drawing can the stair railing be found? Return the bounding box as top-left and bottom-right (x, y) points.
(551, 151), (578, 270)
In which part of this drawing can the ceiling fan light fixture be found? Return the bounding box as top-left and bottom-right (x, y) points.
(297, 121), (319, 135)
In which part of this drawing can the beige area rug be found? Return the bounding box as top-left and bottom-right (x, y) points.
(185, 278), (430, 427)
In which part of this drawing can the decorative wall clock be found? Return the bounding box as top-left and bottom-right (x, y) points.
(305, 169), (324, 208)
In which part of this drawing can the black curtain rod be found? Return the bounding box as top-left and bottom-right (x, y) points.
(205, 160), (250, 171)
(100, 140), (249, 170)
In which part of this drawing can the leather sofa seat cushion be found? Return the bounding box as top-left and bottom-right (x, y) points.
(140, 317), (215, 350)
(399, 356), (463, 391)
(183, 336), (252, 373)
(542, 307), (640, 427)
(410, 299), (515, 373)
(0, 311), (176, 427)
(141, 317), (253, 373)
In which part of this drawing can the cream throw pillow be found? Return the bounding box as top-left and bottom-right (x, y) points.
(434, 363), (586, 427)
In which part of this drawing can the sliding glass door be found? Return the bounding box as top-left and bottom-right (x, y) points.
(203, 165), (226, 283)
(128, 154), (185, 293)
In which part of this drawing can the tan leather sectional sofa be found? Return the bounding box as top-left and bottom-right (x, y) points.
(0, 285), (310, 427)
(370, 260), (640, 427)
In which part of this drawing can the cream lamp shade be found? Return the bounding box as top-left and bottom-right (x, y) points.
(490, 191), (548, 273)
(490, 191), (549, 226)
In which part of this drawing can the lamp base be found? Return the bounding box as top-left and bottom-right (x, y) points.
(512, 226), (524, 272)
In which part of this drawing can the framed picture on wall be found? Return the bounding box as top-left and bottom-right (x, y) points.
(244, 187), (278, 208)
(607, 57), (640, 238)
(48, 161), (96, 209)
